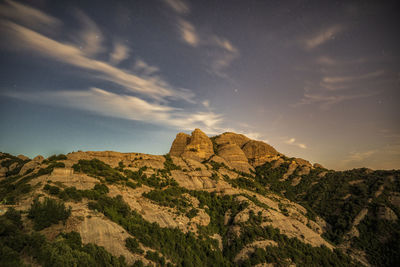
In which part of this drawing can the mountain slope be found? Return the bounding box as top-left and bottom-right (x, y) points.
(0, 129), (398, 266)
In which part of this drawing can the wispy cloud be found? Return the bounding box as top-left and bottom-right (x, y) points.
(302, 25), (342, 50)
(110, 42), (130, 65)
(134, 59), (159, 76)
(166, 1), (239, 79)
(0, 1), (254, 137)
(0, 0), (60, 31)
(0, 19), (193, 102)
(295, 90), (378, 110)
(177, 19), (199, 47)
(3, 87), (225, 133)
(285, 138), (307, 149)
(342, 150), (377, 164)
(322, 70), (384, 84)
(315, 56), (368, 66)
(73, 9), (104, 55)
(209, 36), (239, 78)
(163, 0), (190, 15)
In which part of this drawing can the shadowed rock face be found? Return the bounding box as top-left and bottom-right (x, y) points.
(169, 133), (191, 157)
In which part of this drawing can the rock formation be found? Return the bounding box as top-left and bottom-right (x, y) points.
(170, 129), (214, 161)
(181, 129), (214, 161)
(169, 129), (283, 172)
(169, 133), (191, 157)
(242, 140), (278, 166)
(217, 143), (253, 173)
(214, 132), (250, 148)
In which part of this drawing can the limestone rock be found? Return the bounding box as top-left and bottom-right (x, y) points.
(242, 140), (278, 166)
(314, 163), (324, 169)
(297, 166), (311, 176)
(209, 155), (232, 169)
(169, 132), (191, 157)
(33, 155), (44, 163)
(295, 158), (312, 167)
(19, 160), (39, 175)
(0, 167), (7, 178)
(272, 158), (285, 168)
(8, 162), (19, 171)
(281, 162), (298, 181)
(214, 132), (250, 147)
(17, 154), (30, 161)
(217, 143), (253, 173)
(377, 207), (398, 221)
(181, 129), (214, 161)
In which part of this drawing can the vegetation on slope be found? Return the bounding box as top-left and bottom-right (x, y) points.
(0, 208), (127, 266)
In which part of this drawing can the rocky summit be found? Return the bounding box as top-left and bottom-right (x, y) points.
(0, 129), (399, 267)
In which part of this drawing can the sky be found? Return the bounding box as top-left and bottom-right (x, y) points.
(0, 0), (399, 170)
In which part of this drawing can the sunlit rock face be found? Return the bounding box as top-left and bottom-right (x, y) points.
(181, 129), (214, 161)
(170, 129), (214, 161)
(214, 132), (250, 148)
(242, 140), (279, 167)
(217, 143), (254, 173)
(169, 129), (285, 173)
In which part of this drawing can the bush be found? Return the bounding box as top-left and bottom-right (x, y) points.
(28, 198), (71, 230)
(125, 237), (143, 254)
(43, 184), (61, 195)
(72, 159), (125, 183)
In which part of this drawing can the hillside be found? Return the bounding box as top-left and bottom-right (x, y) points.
(0, 129), (399, 266)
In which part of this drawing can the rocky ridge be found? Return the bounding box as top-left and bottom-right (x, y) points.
(1, 129), (398, 266)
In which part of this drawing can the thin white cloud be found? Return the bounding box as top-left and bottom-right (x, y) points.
(110, 42), (130, 65)
(3, 87), (227, 134)
(202, 100), (210, 108)
(177, 19), (199, 47)
(134, 59), (159, 76)
(285, 138), (307, 149)
(1, 20), (193, 102)
(315, 56), (368, 66)
(302, 25), (342, 50)
(0, 0), (60, 31)
(343, 150), (377, 163)
(212, 36), (238, 53)
(208, 36), (240, 78)
(163, 0), (190, 15)
(0, 1), (256, 140)
(295, 90), (378, 110)
(322, 70), (384, 84)
(73, 9), (104, 55)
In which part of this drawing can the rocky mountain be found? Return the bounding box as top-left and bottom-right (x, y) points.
(0, 129), (399, 266)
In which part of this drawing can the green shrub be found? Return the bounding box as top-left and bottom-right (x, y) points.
(43, 184), (61, 195)
(72, 159), (124, 183)
(28, 198), (71, 230)
(125, 237), (143, 254)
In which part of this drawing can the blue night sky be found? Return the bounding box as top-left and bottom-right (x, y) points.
(0, 0), (399, 170)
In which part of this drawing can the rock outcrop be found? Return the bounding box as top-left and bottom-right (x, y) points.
(168, 129), (282, 173)
(169, 129), (214, 161)
(169, 133), (191, 157)
(182, 129), (214, 161)
(242, 140), (278, 166)
(217, 143), (253, 173)
(214, 132), (250, 148)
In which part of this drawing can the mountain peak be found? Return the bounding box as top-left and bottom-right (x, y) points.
(169, 129), (282, 173)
